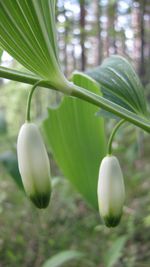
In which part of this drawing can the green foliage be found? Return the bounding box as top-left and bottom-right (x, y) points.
(0, 47), (3, 63)
(0, 0), (61, 80)
(0, 1), (149, 132)
(87, 56), (148, 118)
(42, 250), (84, 267)
(0, 124), (150, 267)
(0, 1), (149, 267)
(0, 151), (24, 190)
(104, 236), (127, 267)
(0, 112), (7, 135)
(0, 147), (150, 267)
(43, 73), (106, 209)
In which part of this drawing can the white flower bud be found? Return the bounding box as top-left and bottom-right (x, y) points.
(17, 123), (51, 209)
(97, 155), (125, 227)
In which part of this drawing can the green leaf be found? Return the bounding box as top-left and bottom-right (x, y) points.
(0, 47), (3, 63)
(0, 0), (63, 83)
(42, 73), (106, 209)
(0, 151), (24, 191)
(0, 112), (7, 135)
(104, 236), (127, 267)
(87, 56), (148, 117)
(42, 250), (84, 267)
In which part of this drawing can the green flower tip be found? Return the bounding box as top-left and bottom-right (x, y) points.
(103, 214), (122, 228)
(30, 192), (51, 209)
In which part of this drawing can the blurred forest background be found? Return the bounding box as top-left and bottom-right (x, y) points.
(0, 0), (150, 267)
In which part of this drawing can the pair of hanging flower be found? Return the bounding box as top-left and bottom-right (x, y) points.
(17, 84), (125, 227)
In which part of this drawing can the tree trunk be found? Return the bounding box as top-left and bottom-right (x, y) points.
(79, 0), (86, 71)
(139, 0), (146, 81)
(95, 0), (102, 65)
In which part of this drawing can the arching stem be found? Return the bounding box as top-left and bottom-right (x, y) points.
(107, 119), (126, 155)
(26, 80), (44, 122)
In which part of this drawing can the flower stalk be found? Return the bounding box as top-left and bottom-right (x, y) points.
(107, 119), (126, 155)
(26, 80), (43, 122)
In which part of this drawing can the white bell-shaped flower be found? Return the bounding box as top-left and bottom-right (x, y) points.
(17, 122), (51, 209)
(97, 155), (125, 227)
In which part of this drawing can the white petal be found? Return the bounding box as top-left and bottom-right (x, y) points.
(17, 123), (51, 208)
(97, 155), (125, 226)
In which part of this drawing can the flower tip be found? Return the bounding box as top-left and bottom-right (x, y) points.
(103, 214), (122, 228)
(30, 192), (51, 209)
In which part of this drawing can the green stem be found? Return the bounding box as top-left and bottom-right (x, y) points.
(0, 67), (150, 133)
(107, 119), (126, 155)
(26, 80), (44, 122)
(70, 84), (150, 133)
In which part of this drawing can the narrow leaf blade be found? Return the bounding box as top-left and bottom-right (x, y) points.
(42, 250), (84, 267)
(104, 236), (127, 267)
